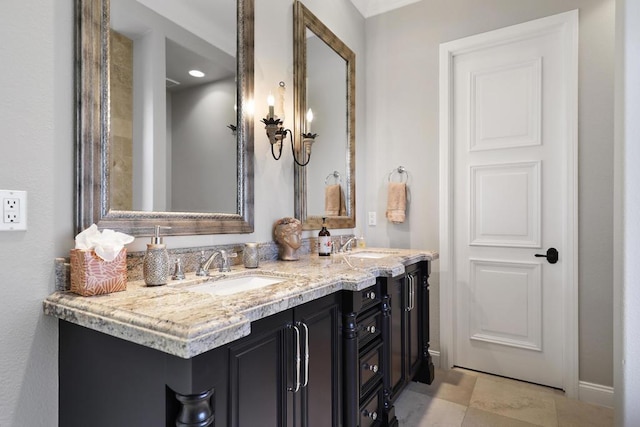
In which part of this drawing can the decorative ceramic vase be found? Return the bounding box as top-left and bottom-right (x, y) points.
(274, 218), (302, 261)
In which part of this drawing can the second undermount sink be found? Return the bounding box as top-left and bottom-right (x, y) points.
(347, 251), (398, 259)
(187, 275), (285, 296)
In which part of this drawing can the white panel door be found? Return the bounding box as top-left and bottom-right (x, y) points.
(448, 13), (577, 388)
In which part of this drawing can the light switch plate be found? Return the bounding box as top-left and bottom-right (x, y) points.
(368, 211), (377, 226)
(0, 190), (27, 231)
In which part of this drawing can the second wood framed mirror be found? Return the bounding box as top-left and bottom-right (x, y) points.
(293, 1), (356, 230)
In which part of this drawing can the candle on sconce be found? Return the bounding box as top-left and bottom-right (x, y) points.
(306, 108), (313, 133)
(267, 93), (275, 119)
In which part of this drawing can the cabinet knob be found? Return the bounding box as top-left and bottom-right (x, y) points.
(363, 363), (379, 373)
(366, 325), (376, 334)
(362, 410), (378, 420)
(365, 291), (376, 300)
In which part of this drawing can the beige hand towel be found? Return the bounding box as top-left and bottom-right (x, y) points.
(386, 182), (407, 223)
(325, 184), (346, 216)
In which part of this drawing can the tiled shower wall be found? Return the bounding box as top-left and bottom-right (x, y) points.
(109, 31), (134, 211)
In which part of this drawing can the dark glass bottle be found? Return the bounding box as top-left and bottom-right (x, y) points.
(318, 217), (331, 256)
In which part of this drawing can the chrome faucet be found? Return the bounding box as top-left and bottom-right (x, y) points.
(196, 249), (237, 275)
(339, 236), (358, 253)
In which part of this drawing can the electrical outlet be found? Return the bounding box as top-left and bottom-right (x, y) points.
(4, 198), (19, 222)
(368, 211), (377, 226)
(5, 212), (19, 223)
(0, 190), (27, 231)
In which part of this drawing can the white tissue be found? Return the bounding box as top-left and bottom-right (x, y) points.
(75, 224), (134, 262)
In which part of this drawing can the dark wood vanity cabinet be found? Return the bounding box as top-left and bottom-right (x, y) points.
(385, 261), (435, 404)
(223, 292), (342, 427)
(57, 261), (433, 427)
(383, 262), (434, 402)
(341, 260), (434, 427)
(59, 320), (229, 427)
(343, 280), (385, 427)
(58, 292), (341, 427)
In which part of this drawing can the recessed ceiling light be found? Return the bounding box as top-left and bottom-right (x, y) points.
(189, 70), (205, 78)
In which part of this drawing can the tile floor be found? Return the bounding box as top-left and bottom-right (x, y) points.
(394, 368), (614, 426)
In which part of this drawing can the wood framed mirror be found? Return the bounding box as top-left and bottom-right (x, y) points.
(75, 0), (254, 236)
(293, 1), (356, 230)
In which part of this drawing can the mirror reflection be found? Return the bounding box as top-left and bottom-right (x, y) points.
(75, 0), (254, 236)
(110, 0), (237, 214)
(304, 28), (348, 216)
(294, 1), (356, 230)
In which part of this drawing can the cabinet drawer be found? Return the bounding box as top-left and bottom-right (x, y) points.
(357, 309), (382, 348)
(359, 283), (381, 312)
(360, 386), (383, 427)
(342, 283), (380, 314)
(359, 340), (383, 397)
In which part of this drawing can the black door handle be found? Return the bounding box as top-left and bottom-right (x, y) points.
(535, 248), (558, 264)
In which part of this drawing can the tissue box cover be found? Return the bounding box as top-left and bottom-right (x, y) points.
(70, 249), (127, 296)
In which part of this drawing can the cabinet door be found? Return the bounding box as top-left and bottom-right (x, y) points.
(227, 310), (293, 427)
(407, 269), (421, 380)
(294, 293), (342, 427)
(388, 275), (407, 401)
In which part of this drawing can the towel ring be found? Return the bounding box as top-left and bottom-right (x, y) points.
(325, 171), (342, 185)
(388, 166), (408, 183)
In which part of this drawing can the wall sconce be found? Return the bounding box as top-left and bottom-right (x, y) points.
(262, 83), (317, 166)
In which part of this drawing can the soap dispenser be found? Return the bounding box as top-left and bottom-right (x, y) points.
(358, 232), (366, 248)
(144, 226), (171, 286)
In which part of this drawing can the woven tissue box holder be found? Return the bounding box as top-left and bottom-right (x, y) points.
(70, 249), (127, 296)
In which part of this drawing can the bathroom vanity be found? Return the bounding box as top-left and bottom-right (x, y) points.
(44, 249), (437, 427)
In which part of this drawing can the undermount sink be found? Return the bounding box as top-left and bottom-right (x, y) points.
(187, 275), (285, 296)
(347, 251), (397, 259)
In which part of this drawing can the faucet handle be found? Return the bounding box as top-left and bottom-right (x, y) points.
(217, 249), (237, 261)
(196, 251), (208, 276)
(217, 250), (237, 272)
(172, 258), (186, 280)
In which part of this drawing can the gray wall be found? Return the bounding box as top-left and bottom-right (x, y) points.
(0, 1), (74, 424)
(0, 0), (364, 424)
(170, 77), (237, 213)
(364, 0), (615, 387)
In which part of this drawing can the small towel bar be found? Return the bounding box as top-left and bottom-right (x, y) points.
(388, 166), (408, 183)
(325, 171), (342, 185)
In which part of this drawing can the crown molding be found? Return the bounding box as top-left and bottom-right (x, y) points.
(349, 0), (421, 18)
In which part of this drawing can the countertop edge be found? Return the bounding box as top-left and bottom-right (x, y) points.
(45, 249), (437, 358)
(43, 300), (252, 359)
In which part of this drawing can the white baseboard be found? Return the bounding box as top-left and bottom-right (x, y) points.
(429, 349), (440, 369)
(578, 381), (614, 408)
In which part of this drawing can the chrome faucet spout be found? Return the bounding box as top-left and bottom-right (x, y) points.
(196, 249), (237, 275)
(339, 237), (358, 253)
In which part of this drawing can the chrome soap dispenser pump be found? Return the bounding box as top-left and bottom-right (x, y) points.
(144, 226), (171, 286)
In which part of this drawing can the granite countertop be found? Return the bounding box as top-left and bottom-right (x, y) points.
(43, 248), (437, 359)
